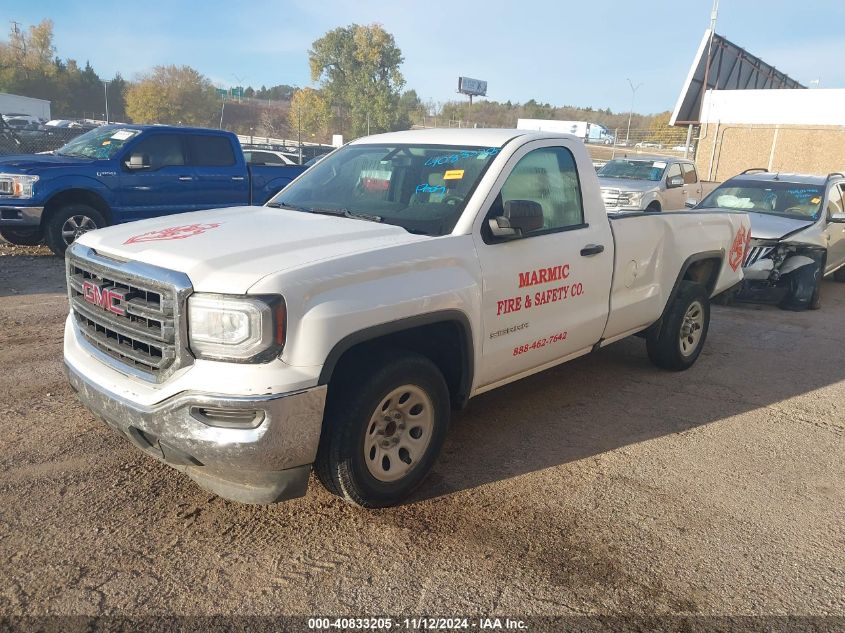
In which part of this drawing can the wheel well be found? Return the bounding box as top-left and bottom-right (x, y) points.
(683, 257), (722, 295)
(321, 319), (473, 410)
(43, 189), (111, 227)
(646, 200), (661, 211)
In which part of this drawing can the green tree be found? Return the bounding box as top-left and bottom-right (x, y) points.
(125, 65), (218, 125)
(309, 23), (404, 137)
(395, 89), (422, 130)
(289, 88), (330, 142)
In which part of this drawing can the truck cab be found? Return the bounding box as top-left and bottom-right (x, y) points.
(0, 125), (305, 255)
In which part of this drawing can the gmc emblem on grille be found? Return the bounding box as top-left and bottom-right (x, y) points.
(82, 281), (127, 316)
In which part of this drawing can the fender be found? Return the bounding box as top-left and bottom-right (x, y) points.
(39, 176), (116, 223)
(317, 310), (475, 406)
(648, 250), (724, 340)
(253, 175), (296, 205)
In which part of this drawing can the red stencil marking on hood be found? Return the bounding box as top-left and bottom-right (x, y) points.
(124, 223), (221, 245)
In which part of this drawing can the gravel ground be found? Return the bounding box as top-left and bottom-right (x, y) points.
(0, 240), (843, 624)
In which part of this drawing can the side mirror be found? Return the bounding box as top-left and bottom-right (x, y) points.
(126, 153), (149, 170)
(667, 175), (684, 188)
(830, 213), (845, 223)
(504, 199), (544, 233)
(685, 200), (696, 208)
(488, 216), (521, 240)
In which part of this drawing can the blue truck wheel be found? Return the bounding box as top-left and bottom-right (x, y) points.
(44, 204), (106, 256)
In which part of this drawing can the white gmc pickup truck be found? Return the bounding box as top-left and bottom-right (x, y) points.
(63, 129), (749, 508)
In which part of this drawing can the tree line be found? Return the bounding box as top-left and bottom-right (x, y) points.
(0, 19), (674, 144)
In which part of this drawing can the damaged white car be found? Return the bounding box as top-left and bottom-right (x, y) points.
(695, 170), (845, 310)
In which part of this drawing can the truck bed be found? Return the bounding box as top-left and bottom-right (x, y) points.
(603, 210), (746, 343)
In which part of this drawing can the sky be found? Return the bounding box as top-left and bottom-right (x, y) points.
(7, 0), (845, 115)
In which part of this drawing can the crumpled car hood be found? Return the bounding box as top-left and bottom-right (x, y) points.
(695, 207), (815, 241)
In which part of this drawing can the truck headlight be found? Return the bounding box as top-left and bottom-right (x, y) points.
(188, 294), (285, 362)
(618, 191), (643, 206)
(0, 174), (39, 198)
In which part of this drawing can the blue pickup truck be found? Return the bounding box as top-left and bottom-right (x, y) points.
(0, 125), (307, 254)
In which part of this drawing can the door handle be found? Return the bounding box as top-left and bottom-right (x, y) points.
(580, 244), (605, 256)
(178, 175), (193, 181)
(231, 176), (245, 181)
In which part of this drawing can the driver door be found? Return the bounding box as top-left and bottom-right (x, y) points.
(116, 133), (198, 221)
(472, 141), (614, 389)
(662, 163), (685, 210)
(824, 184), (845, 273)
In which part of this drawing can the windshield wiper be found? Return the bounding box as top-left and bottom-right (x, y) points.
(266, 201), (310, 212)
(308, 207), (383, 223)
(267, 202), (382, 223)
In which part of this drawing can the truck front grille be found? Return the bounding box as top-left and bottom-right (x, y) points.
(66, 245), (193, 382)
(744, 245), (775, 267)
(601, 188), (621, 208)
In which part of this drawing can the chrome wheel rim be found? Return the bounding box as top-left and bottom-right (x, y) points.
(364, 384), (434, 483)
(679, 300), (704, 357)
(61, 215), (98, 245)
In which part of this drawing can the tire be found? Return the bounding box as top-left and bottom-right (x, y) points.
(833, 267), (845, 283)
(0, 227), (43, 246)
(779, 263), (822, 311)
(647, 281), (710, 371)
(44, 204), (106, 256)
(315, 350), (451, 508)
(646, 202), (662, 212)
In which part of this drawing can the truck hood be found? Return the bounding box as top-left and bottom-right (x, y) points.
(0, 153), (94, 172)
(695, 208), (815, 241)
(78, 206), (427, 294)
(598, 177), (658, 192)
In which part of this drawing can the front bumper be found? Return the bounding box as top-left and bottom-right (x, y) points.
(0, 204), (43, 226)
(65, 361), (327, 504)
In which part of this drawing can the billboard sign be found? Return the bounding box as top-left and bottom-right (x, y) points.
(458, 77), (487, 97)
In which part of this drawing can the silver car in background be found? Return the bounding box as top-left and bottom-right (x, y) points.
(695, 170), (845, 310)
(598, 156), (706, 212)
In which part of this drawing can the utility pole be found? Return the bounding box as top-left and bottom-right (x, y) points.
(625, 78), (642, 145)
(102, 80), (110, 124)
(692, 0), (720, 160)
(298, 107), (303, 165)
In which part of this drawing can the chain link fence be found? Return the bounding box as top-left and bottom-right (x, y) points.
(0, 124), (91, 155)
(0, 123), (335, 164)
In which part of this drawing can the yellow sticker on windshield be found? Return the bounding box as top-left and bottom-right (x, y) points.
(811, 197), (821, 204)
(443, 169), (465, 180)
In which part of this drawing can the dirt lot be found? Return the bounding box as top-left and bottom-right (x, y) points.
(0, 241), (843, 623)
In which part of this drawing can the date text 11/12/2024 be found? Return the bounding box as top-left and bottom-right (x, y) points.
(307, 616), (528, 629)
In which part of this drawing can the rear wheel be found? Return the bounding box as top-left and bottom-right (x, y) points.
(315, 350), (450, 508)
(833, 267), (845, 282)
(0, 227), (43, 246)
(647, 281), (710, 371)
(44, 204), (106, 256)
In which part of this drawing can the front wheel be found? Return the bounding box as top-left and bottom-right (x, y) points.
(315, 350), (450, 508)
(0, 227), (43, 246)
(44, 204), (106, 256)
(647, 281), (710, 371)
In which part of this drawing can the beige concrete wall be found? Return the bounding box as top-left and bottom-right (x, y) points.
(695, 124), (845, 182)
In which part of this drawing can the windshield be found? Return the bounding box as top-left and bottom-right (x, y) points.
(268, 143), (501, 236)
(56, 126), (141, 159)
(598, 159), (667, 181)
(698, 179), (824, 220)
